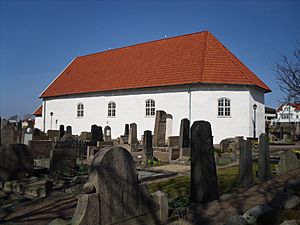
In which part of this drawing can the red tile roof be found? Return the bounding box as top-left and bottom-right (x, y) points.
(33, 105), (43, 116)
(40, 31), (271, 98)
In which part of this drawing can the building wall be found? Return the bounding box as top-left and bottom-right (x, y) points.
(41, 85), (265, 143)
(34, 116), (43, 130)
(274, 105), (300, 123)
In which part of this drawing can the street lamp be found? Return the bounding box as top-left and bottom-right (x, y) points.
(253, 104), (257, 138)
(50, 112), (54, 130)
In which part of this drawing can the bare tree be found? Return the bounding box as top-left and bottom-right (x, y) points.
(275, 43), (300, 103)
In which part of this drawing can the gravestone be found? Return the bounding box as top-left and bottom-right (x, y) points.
(1, 125), (15, 144)
(124, 124), (129, 136)
(277, 150), (300, 174)
(0, 144), (34, 181)
(179, 118), (190, 148)
(98, 126), (104, 142)
(128, 123), (138, 145)
(295, 122), (300, 140)
(47, 130), (60, 141)
(239, 139), (253, 186)
(80, 131), (91, 141)
(167, 136), (179, 147)
(144, 130), (154, 161)
(103, 126), (111, 141)
(66, 126), (72, 135)
(70, 147), (159, 225)
(258, 133), (270, 181)
(191, 121), (219, 203)
(29, 140), (53, 158)
(153, 110), (167, 147)
(235, 136), (244, 151)
(23, 127), (33, 145)
(59, 125), (65, 139)
(91, 125), (101, 146)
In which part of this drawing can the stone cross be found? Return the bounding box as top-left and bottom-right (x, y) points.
(59, 125), (65, 139)
(191, 121), (219, 203)
(70, 147), (159, 225)
(128, 123), (138, 145)
(153, 110), (167, 147)
(143, 130), (154, 161)
(239, 138), (253, 186)
(179, 118), (190, 148)
(258, 133), (270, 181)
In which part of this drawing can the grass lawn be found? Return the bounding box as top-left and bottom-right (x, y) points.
(146, 163), (276, 210)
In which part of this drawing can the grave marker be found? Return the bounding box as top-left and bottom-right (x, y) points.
(153, 110), (167, 147)
(239, 139), (253, 186)
(258, 133), (270, 181)
(191, 121), (219, 203)
(143, 130), (154, 161)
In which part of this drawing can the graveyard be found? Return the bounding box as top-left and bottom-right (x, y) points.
(0, 113), (300, 225)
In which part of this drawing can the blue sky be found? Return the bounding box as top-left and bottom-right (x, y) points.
(0, 0), (299, 118)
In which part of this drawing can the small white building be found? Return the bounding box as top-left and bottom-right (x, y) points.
(272, 104), (300, 124)
(35, 31), (271, 143)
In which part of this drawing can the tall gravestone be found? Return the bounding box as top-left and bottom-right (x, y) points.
(239, 139), (253, 186)
(165, 114), (173, 141)
(153, 110), (167, 147)
(70, 147), (159, 225)
(279, 127), (284, 140)
(103, 126), (111, 141)
(128, 123), (138, 145)
(59, 125), (65, 139)
(143, 130), (154, 161)
(124, 124), (129, 136)
(91, 125), (100, 146)
(1, 125), (14, 145)
(98, 126), (104, 142)
(66, 126), (72, 135)
(258, 133), (270, 181)
(191, 121), (219, 204)
(23, 127), (33, 145)
(179, 118), (190, 148)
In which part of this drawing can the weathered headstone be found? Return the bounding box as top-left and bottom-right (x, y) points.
(66, 125), (72, 135)
(280, 127), (284, 140)
(258, 133), (270, 181)
(191, 121), (219, 203)
(295, 122), (300, 140)
(1, 125), (15, 144)
(103, 126), (111, 141)
(80, 131), (91, 141)
(98, 126), (104, 142)
(235, 136), (244, 151)
(143, 130), (154, 161)
(152, 190), (168, 223)
(128, 123), (138, 145)
(239, 139), (253, 186)
(70, 147), (159, 225)
(0, 144), (34, 181)
(47, 130), (60, 141)
(153, 110), (167, 147)
(277, 150), (300, 174)
(124, 124), (129, 136)
(179, 118), (190, 148)
(59, 125), (65, 139)
(91, 125), (100, 146)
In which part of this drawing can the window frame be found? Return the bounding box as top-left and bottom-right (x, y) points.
(217, 97), (231, 118)
(145, 99), (155, 117)
(107, 101), (116, 117)
(77, 103), (84, 118)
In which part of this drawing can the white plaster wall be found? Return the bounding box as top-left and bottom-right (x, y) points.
(34, 117), (43, 130)
(276, 105), (300, 123)
(249, 88), (265, 138)
(42, 85), (266, 143)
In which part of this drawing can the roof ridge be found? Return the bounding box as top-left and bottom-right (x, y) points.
(208, 33), (254, 85)
(77, 30), (210, 59)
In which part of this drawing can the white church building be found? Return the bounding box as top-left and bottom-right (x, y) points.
(34, 31), (271, 143)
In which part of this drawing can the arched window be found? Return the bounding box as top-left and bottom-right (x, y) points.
(145, 99), (155, 116)
(218, 98), (231, 117)
(77, 103), (84, 117)
(108, 101), (116, 117)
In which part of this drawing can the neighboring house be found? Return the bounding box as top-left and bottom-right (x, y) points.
(33, 105), (43, 130)
(265, 106), (276, 123)
(272, 103), (300, 124)
(35, 31), (271, 143)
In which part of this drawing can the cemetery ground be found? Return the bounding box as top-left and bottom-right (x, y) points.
(0, 145), (299, 225)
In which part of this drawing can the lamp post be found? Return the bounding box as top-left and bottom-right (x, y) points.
(50, 112), (54, 130)
(253, 104), (257, 138)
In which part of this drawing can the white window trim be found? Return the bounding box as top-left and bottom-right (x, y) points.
(217, 97), (231, 118)
(77, 103), (84, 118)
(145, 99), (155, 117)
(108, 101), (116, 118)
